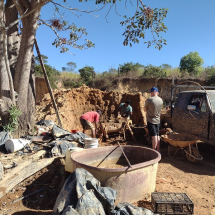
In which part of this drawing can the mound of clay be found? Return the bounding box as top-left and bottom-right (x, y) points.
(36, 85), (147, 131)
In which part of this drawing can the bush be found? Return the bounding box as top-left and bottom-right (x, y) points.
(143, 65), (166, 78)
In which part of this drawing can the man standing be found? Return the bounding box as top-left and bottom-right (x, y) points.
(144, 87), (163, 152)
(118, 100), (132, 119)
(80, 110), (101, 138)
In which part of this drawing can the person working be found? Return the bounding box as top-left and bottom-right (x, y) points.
(80, 110), (101, 138)
(118, 100), (132, 119)
(144, 87), (163, 152)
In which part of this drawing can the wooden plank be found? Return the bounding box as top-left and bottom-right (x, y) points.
(29, 150), (46, 160)
(0, 151), (46, 192)
(0, 157), (55, 199)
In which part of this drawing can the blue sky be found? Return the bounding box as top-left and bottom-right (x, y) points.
(35, 0), (215, 73)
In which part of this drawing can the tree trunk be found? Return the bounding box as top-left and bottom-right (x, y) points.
(0, 0), (13, 125)
(12, 1), (40, 136)
(6, 0), (20, 80)
(0, 0), (10, 99)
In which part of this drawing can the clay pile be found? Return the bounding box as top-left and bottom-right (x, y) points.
(36, 85), (147, 131)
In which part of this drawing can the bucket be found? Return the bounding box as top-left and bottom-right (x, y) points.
(84, 138), (99, 149)
(5, 138), (31, 153)
(65, 147), (84, 172)
(71, 129), (79, 134)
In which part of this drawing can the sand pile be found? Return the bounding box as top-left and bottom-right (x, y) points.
(36, 85), (147, 131)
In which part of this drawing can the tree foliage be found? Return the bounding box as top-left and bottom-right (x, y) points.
(179, 51), (204, 76)
(35, 55), (60, 89)
(119, 62), (144, 74)
(206, 66), (215, 86)
(120, 6), (168, 49)
(62, 62), (77, 72)
(143, 64), (166, 78)
(79, 66), (95, 83)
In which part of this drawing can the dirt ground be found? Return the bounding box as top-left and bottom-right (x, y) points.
(0, 134), (214, 215)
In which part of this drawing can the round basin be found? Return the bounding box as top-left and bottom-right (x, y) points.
(71, 145), (161, 204)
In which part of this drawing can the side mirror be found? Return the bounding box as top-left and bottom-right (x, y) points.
(187, 105), (196, 111)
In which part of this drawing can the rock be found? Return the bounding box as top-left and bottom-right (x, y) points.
(0, 162), (4, 181)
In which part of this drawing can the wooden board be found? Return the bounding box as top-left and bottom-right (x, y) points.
(0, 157), (55, 199)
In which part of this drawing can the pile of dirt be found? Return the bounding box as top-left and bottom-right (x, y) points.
(36, 85), (147, 132)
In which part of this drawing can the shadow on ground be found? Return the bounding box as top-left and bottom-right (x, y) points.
(159, 142), (215, 176)
(16, 158), (70, 211)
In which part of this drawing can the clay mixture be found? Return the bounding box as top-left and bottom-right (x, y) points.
(0, 86), (215, 215)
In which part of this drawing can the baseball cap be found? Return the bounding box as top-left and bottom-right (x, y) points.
(150, 87), (158, 92)
(97, 110), (102, 114)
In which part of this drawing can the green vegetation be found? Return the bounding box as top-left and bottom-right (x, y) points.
(179, 51), (204, 76)
(62, 62), (77, 72)
(143, 64), (166, 78)
(119, 62), (144, 75)
(79, 66), (96, 83)
(35, 55), (60, 89)
(39, 53), (215, 91)
(3, 105), (22, 133)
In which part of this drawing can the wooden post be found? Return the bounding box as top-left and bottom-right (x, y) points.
(125, 121), (137, 144)
(34, 38), (63, 128)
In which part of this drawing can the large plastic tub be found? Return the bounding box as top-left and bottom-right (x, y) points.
(71, 145), (161, 204)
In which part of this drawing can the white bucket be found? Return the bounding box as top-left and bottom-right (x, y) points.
(5, 138), (30, 153)
(65, 147), (84, 172)
(84, 138), (99, 149)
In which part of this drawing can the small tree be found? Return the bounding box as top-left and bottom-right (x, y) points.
(62, 62), (77, 72)
(119, 62), (144, 74)
(179, 51), (204, 76)
(143, 64), (166, 78)
(79, 66), (95, 83)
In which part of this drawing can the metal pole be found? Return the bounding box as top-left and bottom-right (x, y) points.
(34, 39), (63, 128)
(117, 142), (132, 168)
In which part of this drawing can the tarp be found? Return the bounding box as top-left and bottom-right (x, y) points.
(64, 132), (89, 146)
(35, 121), (89, 146)
(36, 119), (55, 127)
(53, 168), (155, 215)
(51, 141), (78, 156)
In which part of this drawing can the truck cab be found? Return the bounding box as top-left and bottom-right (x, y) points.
(168, 90), (215, 146)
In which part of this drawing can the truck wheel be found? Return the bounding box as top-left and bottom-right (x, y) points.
(185, 146), (201, 163)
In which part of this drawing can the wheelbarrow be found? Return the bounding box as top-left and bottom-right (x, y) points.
(161, 133), (203, 163)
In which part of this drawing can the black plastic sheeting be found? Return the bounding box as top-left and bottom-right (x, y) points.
(0, 132), (10, 149)
(36, 119), (55, 127)
(35, 120), (90, 156)
(52, 125), (71, 138)
(53, 168), (155, 215)
(51, 124), (89, 146)
(51, 141), (78, 156)
(63, 132), (89, 146)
